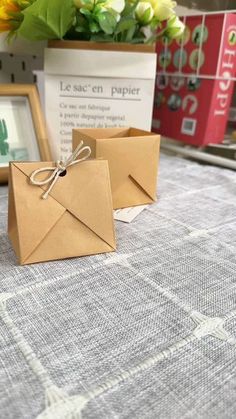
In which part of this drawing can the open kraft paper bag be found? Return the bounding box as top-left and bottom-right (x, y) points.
(73, 127), (160, 209)
(8, 159), (116, 265)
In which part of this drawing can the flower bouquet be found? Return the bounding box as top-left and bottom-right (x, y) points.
(0, 0), (184, 44)
(0, 0), (185, 160)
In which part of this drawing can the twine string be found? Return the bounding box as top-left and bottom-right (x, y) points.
(30, 141), (91, 199)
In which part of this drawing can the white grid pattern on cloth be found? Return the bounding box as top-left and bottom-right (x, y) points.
(0, 152), (236, 419)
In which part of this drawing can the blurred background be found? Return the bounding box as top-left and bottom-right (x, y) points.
(152, 0), (236, 165)
(0, 0), (235, 166)
(177, 0), (235, 12)
(176, 1), (236, 111)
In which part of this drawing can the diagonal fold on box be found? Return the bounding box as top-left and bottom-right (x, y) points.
(73, 127), (160, 209)
(8, 160), (116, 265)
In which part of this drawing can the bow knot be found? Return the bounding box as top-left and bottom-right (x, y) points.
(30, 141), (91, 200)
(56, 161), (66, 172)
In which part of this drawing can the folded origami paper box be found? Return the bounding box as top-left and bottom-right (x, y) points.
(73, 127), (160, 209)
(8, 159), (116, 265)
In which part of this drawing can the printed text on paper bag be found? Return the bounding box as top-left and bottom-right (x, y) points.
(45, 75), (154, 160)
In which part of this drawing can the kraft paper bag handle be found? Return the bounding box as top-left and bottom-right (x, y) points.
(30, 141), (91, 199)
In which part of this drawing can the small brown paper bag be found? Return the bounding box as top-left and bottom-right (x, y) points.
(8, 156), (116, 265)
(73, 127), (160, 209)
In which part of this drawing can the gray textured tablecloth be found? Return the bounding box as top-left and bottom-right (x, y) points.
(1, 152), (236, 419)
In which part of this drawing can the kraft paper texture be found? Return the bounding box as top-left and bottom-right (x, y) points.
(73, 127), (160, 209)
(8, 160), (116, 265)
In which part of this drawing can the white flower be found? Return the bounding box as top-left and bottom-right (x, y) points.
(135, 2), (154, 24)
(141, 25), (152, 39)
(98, 0), (125, 21)
(102, 0), (125, 14)
(166, 15), (185, 38)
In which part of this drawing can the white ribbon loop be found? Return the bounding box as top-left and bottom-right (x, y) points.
(30, 141), (91, 200)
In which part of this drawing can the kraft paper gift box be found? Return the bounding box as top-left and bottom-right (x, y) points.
(8, 158), (116, 265)
(73, 127), (160, 209)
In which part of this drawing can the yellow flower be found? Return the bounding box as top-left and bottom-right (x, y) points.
(0, 0), (21, 32)
(0, 0), (20, 19)
(0, 0), (33, 33)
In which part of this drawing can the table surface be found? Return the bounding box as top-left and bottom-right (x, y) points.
(1, 152), (236, 419)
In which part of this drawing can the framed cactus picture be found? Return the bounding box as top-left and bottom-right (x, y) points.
(0, 84), (51, 183)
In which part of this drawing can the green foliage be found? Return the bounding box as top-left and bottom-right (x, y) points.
(6, 0), (182, 44)
(97, 13), (117, 35)
(122, 0), (139, 18)
(115, 18), (136, 35)
(15, 0), (151, 43)
(18, 0), (76, 40)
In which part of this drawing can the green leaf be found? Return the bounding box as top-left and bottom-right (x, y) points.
(142, 8), (152, 25)
(81, 0), (93, 5)
(150, 17), (160, 30)
(7, 11), (24, 21)
(90, 34), (114, 42)
(122, 0), (139, 18)
(76, 13), (87, 25)
(125, 24), (136, 42)
(130, 36), (145, 44)
(89, 21), (100, 33)
(115, 17), (136, 35)
(18, 0), (76, 41)
(98, 12), (117, 35)
(75, 25), (86, 33)
(93, 4), (103, 15)
(80, 8), (91, 17)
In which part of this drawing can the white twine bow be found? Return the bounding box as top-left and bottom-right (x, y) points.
(30, 141), (91, 199)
